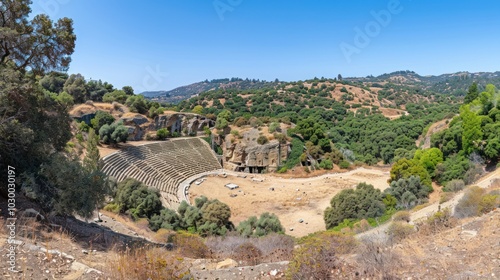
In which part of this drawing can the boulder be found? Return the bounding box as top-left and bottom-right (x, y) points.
(216, 258), (238, 270)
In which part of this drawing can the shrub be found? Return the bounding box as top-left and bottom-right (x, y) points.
(103, 203), (120, 213)
(392, 211), (410, 223)
(339, 160), (350, 169)
(230, 130), (239, 137)
(356, 238), (400, 279)
(387, 222), (414, 242)
(172, 231), (209, 259)
(91, 110), (115, 132)
(439, 192), (454, 204)
(257, 135), (269, 145)
(105, 247), (189, 280)
(237, 212), (284, 237)
(443, 179), (465, 192)
(234, 117), (247, 127)
(479, 194), (499, 214)
(156, 128), (168, 140)
(268, 122), (279, 133)
(454, 186), (485, 218)
(149, 208), (181, 231)
(352, 219), (371, 234)
(286, 232), (356, 279)
(319, 159), (333, 170)
(233, 242), (263, 266)
(463, 164), (484, 185)
(385, 176), (430, 209)
(418, 208), (456, 235)
(99, 121), (129, 145)
(78, 121), (90, 132)
(324, 183), (385, 229)
(115, 178), (163, 219)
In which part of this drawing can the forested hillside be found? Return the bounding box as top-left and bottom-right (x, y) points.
(177, 77), (460, 169)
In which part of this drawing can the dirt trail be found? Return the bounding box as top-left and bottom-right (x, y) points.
(358, 168), (500, 241)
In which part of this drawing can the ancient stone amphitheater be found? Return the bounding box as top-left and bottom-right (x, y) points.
(102, 138), (222, 209)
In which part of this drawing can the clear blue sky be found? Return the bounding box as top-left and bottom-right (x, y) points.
(32, 0), (500, 92)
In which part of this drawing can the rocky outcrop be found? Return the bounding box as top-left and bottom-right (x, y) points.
(120, 114), (150, 141)
(223, 128), (288, 173)
(150, 113), (214, 135)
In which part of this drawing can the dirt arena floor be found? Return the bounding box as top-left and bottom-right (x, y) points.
(189, 167), (391, 237)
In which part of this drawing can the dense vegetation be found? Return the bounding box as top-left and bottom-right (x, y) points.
(104, 178), (284, 237)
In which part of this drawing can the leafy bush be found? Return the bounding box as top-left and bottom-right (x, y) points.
(435, 154), (471, 185)
(418, 208), (456, 235)
(172, 231), (209, 259)
(103, 203), (120, 213)
(149, 208), (181, 231)
(257, 135), (269, 145)
(268, 122), (279, 133)
(479, 194), (499, 214)
(237, 212), (284, 237)
(319, 159), (333, 170)
(385, 176), (430, 209)
(156, 128), (168, 140)
(99, 121), (129, 145)
(339, 160), (350, 169)
(91, 110), (115, 132)
(324, 183), (385, 229)
(115, 178), (163, 219)
(390, 158), (432, 189)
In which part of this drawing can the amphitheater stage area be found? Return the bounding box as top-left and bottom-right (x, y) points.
(101, 138), (222, 209)
(189, 168), (391, 237)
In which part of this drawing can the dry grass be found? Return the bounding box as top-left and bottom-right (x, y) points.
(105, 246), (190, 280)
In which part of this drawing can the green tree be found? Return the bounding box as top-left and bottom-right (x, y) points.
(464, 82), (478, 104)
(91, 110), (115, 132)
(215, 109), (232, 129)
(37, 153), (107, 219)
(0, 0), (76, 74)
(390, 158), (432, 189)
(125, 94), (148, 114)
(115, 178), (162, 219)
(149, 208), (181, 231)
(157, 128), (168, 140)
(103, 90), (128, 104)
(192, 105), (204, 115)
(324, 183), (385, 229)
(0, 0), (76, 202)
(413, 148), (443, 177)
(122, 86), (134, 96)
(63, 74), (87, 103)
(99, 121), (129, 145)
(39, 72), (68, 93)
(200, 200), (231, 228)
(460, 105), (483, 155)
(237, 212), (284, 237)
(83, 128), (103, 172)
(385, 176), (429, 209)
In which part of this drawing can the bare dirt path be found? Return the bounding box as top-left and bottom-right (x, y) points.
(358, 168), (500, 241)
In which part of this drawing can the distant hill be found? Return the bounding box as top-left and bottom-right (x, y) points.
(140, 78), (281, 104)
(348, 70), (500, 96)
(141, 71), (500, 104)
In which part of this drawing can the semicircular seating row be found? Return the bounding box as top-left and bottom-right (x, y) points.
(101, 138), (222, 209)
